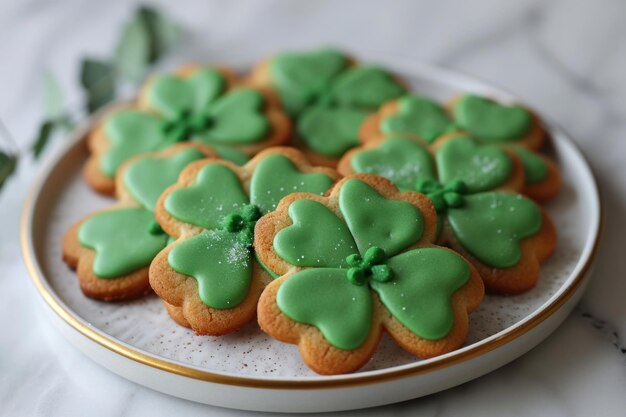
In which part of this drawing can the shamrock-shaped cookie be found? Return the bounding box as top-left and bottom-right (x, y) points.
(361, 93), (560, 202)
(247, 48), (350, 116)
(296, 66), (407, 167)
(362, 93), (546, 150)
(84, 65), (291, 195)
(63, 143), (215, 300)
(149, 148), (341, 335)
(339, 134), (556, 294)
(255, 175), (484, 374)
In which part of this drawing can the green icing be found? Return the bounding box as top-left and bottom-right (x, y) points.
(274, 199), (357, 268)
(436, 136), (513, 193)
(78, 207), (168, 278)
(447, 192), (542, 268)
(338, 179), (423, 257)
(380, 95), (455, 143)
(168, 230), (252, 309)
(453, 95), (532, 144)
(101, 110), (167, 178)
(249, 153), (335, 213)
(148, 69), (226, 118)
(297, 106), (368, 157)
(270, 49), (348, 115)
(323, 66), (406, 110)
(164, 163), (248, 229)
(277, 268), (372, 350)
(123, 148), (206, 211)
(371, 248), (470, 340)
(212, 145), (250, 166)
(194, 89), (269, 145)
(513, 147), (548, 184)
(350, 137), (436, 191)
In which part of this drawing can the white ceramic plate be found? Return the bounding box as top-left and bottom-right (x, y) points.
(21, 61), (601, 413)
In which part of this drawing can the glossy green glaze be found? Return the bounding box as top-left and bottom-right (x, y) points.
(78, 207), (168, 278)
(447, 192), (542, 268)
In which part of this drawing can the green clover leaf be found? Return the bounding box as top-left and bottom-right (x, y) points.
(101, 110), (167, 178)
(165, 163), (249, 230)
(447, 192), (542, 268)
(380, 95), (455, 143)
(297, 106), (368, 158)
(321, 66), (407, 110)
(273, 199), (357, 269)
(371, 248), (470, 340)
(350, 136), (436, 192)
(168, 230), (252, 309)
(123, 147), (205, 210)
(195, 89), (270, 145)
(78, 207), (168, 278)
(249, 153), (335, 213)
(436, 136), (513, 193)
(453, 94), (532, 144)
(277, 268), (373, 350)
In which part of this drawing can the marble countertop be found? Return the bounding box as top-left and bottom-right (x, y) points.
(2, 0), (625, 415)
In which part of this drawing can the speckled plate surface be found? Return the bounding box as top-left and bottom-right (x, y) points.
(21, 60), (601, 413)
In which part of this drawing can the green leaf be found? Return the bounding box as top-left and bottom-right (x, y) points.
(32, 120), (56, 159)
(0, 151), (17, 192)
(114, 16), (150, 82)
(114, 6), (182, 83)
(31, 115), (73, 159)
(80, 58), (116, 113)
(43, 71), (64, 119)
(139, 6), (182, 61)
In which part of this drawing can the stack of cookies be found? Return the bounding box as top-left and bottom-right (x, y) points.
(62, 48), (559, 375)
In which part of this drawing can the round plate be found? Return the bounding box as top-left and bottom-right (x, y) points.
(21, 61), (601, 413)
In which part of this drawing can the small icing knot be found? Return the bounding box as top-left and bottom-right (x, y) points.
(161, 108), (213, 143)
(221, 204), (262, 246)
(416, 179), (468, 213)
(346, 246), (393, 285)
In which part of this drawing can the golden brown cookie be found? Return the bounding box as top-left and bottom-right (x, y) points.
(255, 174), (484, 374)
(337, 135), (556, 294)
(83, 65), (292, 196)
(63, 143), (216, 301)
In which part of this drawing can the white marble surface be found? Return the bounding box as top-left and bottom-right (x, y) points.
(1, 0), (625, 415)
